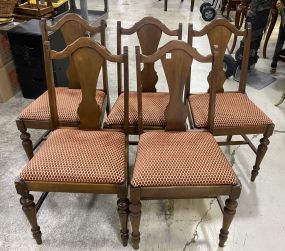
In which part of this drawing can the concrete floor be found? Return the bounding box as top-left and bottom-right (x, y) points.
(1, 0), (285, 250)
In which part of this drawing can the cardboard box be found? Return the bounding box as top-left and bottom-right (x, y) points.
(0, 60), (20, 103)
(0, 32), (13, 68)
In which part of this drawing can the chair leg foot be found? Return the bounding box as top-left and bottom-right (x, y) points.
(219, 197), (238, 247)
(130, 189), (141, 250)
(190, 0), (194, 12)
(251, 135), (270, 182)
(15, 179), (42, 244)
(226, 135), (232, 142)
(117, 198), (129, 246)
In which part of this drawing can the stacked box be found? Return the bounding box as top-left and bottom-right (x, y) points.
(0, 31), (19, 102)
(0, 32), (12, 68)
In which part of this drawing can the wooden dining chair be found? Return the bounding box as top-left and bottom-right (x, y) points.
(129, 40), (241, 249)
(104, 17), (182, 134)
(186, 18), (274, 182)
(15, 37), (129, 246)
(16, 13), (110, 160)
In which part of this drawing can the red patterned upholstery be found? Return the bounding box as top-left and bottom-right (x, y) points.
(131, 131), (237, 187)
(189, 93), (272, 128)
(20, 129), (126, 184)
(105, 91), (169, 126)
(19, 88), (106, 122)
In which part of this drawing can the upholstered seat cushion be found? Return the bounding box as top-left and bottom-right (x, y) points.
(20, 129), (126, 184)
(131, 131), (237, 187)
(105, 91), (169, 126)
(19, 87), (106, 122)
(189, 92), (272, 128)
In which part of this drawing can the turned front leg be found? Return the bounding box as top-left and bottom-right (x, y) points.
(16, 120), (33, 160)
(219, 184), (241, 247)
(130, 188), (141, 250)
(251, 126), (273, 182)
(15, 179), (42, 244)
(117, 197), (129, 246)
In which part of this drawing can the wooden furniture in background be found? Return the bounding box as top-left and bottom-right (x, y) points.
(270, 3), (285, 73)
(269, 3), (285, 106)
(0, 0), (17, 18)
(228, 0), (248, 53)
(16, 13), (110, 160)
(14, 0), (54, 17)
(104, 16), (182, 135)
(263, 0), (278, 58)
(15, 37), (130, 245)
(130, 40), (241, 249)
(187, 18), (275, 182)
(160, 0), (194, 12)
(12, 0), (69, 21)
(69, 0), (108, 23)
(223, 0), (242, 19)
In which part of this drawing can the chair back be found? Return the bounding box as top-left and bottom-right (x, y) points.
(41, 13), (107, 89)
(187, 17), (251, 93)
(118, 17), (182, 94)
(44, 37), (129, 132)
(136, 40), (218, 133)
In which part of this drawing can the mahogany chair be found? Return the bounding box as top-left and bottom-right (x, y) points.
(15, 37), (130, 245)
(16, 13), (110, 160)
(104, 17), (182, 134)
(186, 18), (275, 182)
(129, 40), (242, 249)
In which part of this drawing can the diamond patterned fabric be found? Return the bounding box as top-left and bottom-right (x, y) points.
(131, 131), (237, 187)
(105, 91), (169, 126)
(20, 129), (126, 184)
(189, 92), (272, 128)
(19, 88), (106, 122)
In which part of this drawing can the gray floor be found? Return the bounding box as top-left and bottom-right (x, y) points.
(1, 0), (285, 250)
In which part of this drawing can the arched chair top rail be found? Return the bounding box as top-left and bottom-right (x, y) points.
(120, 16), (182, 36)
(43, 13), (107, 33)
(139, 40), (213, 64)
(191, 18), (249, 37)
(47, 37), (124, 62)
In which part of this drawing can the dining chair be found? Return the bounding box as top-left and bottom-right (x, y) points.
(104, 16), (182, 135)
(129, 40), (242, 249)
(186, 18), (274, 182)
(16, 13), (110, 160)
(15, 37), (130, 246)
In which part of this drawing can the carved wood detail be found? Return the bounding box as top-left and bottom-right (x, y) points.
(43, 14), (106, 89)
(72, 48), (103, 130)
(61, 20), (87, 89)
(207, 26), (232, 92)
(118, 17), (182, 93)
(161, 50), (192, 131)
(137, 24), (162, 92)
